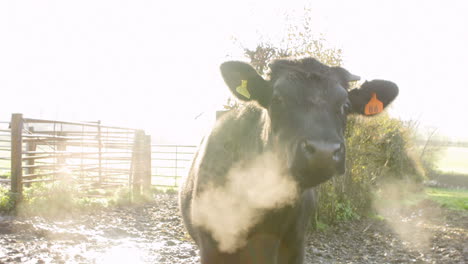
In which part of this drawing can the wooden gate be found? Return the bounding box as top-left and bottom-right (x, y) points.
(7, 114), (151, 199)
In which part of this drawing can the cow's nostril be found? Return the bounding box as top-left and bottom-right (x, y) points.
(301, 140), (343, 161)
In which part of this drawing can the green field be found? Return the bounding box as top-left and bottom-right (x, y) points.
(436, 147), (468, 175)
(426, 187), (468, 211)
(396, 187), (468, 212)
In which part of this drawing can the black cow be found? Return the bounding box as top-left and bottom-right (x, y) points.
(180, 57), (398, 264)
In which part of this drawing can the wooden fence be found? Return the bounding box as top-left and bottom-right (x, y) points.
(0, 114), (197, 202)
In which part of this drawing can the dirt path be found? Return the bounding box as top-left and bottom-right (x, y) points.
(306, 199), (467, 263)
(0, 193), (466, 264)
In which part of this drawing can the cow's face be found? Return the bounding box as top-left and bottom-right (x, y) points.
(220, 58), (398, 188)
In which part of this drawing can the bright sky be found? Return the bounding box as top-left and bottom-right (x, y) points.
(1, 0), (467, 144)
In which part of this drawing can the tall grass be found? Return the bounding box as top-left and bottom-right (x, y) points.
(0, 181), (154, 216)
(0, 185), (15, 212)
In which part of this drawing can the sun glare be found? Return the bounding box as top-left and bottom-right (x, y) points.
(98, 243), (145, 264)
(1, 0), (467, 141)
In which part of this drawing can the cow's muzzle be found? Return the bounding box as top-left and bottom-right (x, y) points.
(296, 139), (345, 183)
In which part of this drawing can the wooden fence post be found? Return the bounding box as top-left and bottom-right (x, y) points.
(11, 113), (23, 202)
(57, 132), (67, 168)
(174, 146), (178, 187)
(26, 127), (36, 177)
(142, 134), (152, 194)
(97, 120), (102, 185)
(131, 130), (145, 199)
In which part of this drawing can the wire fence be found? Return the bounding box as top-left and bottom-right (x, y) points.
(0, 121), (10, 185)
(152, 145), (197, 187)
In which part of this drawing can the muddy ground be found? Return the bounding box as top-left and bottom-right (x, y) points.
(0, 193), (466, 264)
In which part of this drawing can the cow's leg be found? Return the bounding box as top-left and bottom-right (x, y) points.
(200, 247), (239, 264)
(198, 232), (239, 264)
(278, 189), (316, 264)
(199, 232), (280, 264)
(238, 233), (280, 264)
(277, 230), (306, 264)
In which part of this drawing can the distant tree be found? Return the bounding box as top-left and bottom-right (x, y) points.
(242, 9), (343, 75)
(243, 42), (290, 76)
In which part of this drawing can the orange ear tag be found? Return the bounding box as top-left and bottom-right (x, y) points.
(364, 93), (384, 115)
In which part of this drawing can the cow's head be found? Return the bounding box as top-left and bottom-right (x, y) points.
(220, 58), (398, 188)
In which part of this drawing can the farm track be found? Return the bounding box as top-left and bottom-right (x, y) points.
(0, 193), (467, 264)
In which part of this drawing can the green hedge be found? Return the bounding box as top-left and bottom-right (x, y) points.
(316, 114), (424, 224)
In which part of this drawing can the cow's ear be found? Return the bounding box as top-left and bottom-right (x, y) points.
(348, 80), (399, 116)
(220, 61), (272, 108)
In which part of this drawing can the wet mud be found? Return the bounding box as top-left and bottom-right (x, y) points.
(0, 193), (466, 263)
